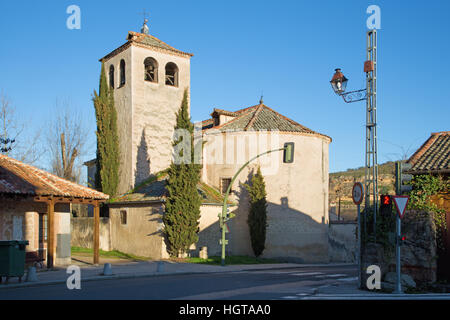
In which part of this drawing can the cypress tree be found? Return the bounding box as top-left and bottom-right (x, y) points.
(163, 89), (202, 257)
(245, 167), (268, 257)
(93, 62), (120, 197)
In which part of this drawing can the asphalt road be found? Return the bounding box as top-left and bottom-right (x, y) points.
(0, 265), (357, 300)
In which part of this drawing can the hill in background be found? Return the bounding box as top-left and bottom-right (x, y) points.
(329, 161), (397, 220)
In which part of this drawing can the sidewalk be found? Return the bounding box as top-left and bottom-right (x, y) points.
(300, 279), (450, 300)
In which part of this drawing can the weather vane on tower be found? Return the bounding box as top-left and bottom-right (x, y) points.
(141, 9), (150, 34)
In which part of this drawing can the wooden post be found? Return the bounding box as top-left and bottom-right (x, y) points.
(93, 202), (100, 265)
(47, 198), (55, 269)
(446, 210), (450, 259)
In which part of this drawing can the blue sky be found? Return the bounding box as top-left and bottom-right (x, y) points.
(0, 0), (448, 173)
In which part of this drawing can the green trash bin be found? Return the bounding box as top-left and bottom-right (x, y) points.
(0, 240), (29, 283)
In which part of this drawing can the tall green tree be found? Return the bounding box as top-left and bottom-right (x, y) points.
(245, 167), (268, 257)
(93, 62), (120, 196)
(163, 89), (202, 257)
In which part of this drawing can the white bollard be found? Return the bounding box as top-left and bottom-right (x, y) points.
(199, 247), (208, 260)
(157, 261), (164, 273)
(102, 263), (113, 276)
(25, 267), (38, 282)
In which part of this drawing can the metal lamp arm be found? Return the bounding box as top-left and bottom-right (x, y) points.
(221, 147), (285, 218)
(339, 88), (367, 103)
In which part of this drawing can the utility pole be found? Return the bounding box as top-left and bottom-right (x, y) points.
(365, 29), (379, 242)
(329, 29), (379, 242)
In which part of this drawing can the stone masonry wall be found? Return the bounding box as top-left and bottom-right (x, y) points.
(108, 204), (164, 259)
(131, 45), (191, 186)
(328, 221), (357, 263)
(71, 217), (111, 251)
(196, 204), (235, 257)
(362, 210), (437, 285)
(104, 46), (133, 195)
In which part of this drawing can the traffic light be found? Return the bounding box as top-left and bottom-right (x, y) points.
(218, 213), (224, 228)
(220, 207), (236, 226)
(398, 235), (407, 246)
(395, 161), (412, 195)
(381, 194), (391, 206)
(283, 142), (295, 163)
(379, 195), (392, 216)
(225, 207), (236, 220)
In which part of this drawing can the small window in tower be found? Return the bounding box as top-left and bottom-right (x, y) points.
(120, 210), (127, 225)
(144, 57), (158, 83)
(120, 59), (126, 86)
(109, 65), (115, 89)
(221, 178), (232, 195)
(165, 62), (179, 87)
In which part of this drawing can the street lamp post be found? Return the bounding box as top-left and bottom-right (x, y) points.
(330, 29), (379, 243)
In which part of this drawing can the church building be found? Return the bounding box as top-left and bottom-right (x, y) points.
(82, 20), (332, 263)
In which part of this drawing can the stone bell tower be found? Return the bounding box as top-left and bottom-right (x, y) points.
(99, 19), (193, 194)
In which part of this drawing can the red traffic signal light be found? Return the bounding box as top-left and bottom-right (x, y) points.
(380, 195), (393, 216)
(398, 235), (407, 246)
(380, 195), (391, 206)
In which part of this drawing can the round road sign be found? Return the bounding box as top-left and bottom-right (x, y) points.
(352, 183), (364, 205)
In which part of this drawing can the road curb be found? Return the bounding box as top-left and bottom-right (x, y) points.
(0, 267), (261, 290)
(0, 270), (224, 290)
(240, 263), (356, 272)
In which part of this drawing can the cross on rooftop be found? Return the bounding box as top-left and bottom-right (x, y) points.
(141, 9), (150, 22)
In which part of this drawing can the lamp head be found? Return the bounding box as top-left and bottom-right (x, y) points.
(330, 68), (348, 95)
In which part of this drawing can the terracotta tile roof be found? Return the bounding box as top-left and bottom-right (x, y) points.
(203, 103), (331, 141)
(0, 154), (109, 200)
(83, 158), (96, 166)
(407, 131), (450, 174)
(200, 119), (214, 131)
(211, 108), (238, 117)
(111, 173), (228, 205)
(127, 32), (193, 57)
(100, 32), (193, 61)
